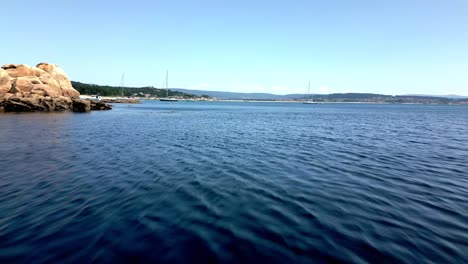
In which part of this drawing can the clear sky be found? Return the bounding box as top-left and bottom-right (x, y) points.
(3, 0), (468, 95)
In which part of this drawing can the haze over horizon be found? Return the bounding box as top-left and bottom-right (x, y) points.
(3, 0), (468, 96)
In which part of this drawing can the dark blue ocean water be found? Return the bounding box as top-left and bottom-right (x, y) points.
(0, 101), (467, 263)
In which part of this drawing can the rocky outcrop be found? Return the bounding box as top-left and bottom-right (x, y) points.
(1, 63), (79, 99)
(91, 101), (113, 110)
(0, 96), (64, 112)
(0, 63), (111, 112)
(71, 99), (91, 112)
(0, 96), (111, 113)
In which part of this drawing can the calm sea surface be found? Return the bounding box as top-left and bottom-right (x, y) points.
(0, 102), (467, 263)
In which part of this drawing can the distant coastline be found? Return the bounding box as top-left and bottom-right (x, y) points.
(72, 81), (468, 105)
(215, 99), (468, 105)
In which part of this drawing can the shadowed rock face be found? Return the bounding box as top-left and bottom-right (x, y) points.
(90, 101), (112, 111)
(0, 96), (111, 113)
(0, 63), (111, 112)
(71, 99), (91, 112)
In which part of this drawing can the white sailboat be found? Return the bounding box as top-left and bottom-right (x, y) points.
(159, 70), (178, 102)
(303, 80), (317, 104)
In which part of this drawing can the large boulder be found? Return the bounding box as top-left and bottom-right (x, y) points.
(0, 68), (11, 95)
(37, 71), (62, 97)
(31, 83), (61, 97)
(36, 63), (79, 98)
(11, 76), (42, 93)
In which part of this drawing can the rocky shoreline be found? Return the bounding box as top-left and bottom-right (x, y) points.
(0, 63), (111, 113)
(0, 96), (111, 113)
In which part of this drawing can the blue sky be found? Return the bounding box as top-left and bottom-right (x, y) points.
(3, 0), (468, 95)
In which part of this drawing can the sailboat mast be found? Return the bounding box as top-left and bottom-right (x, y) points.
(166, 70), (168, 97)
(303, 80), (317, 104)
(120, 73), (125, 97)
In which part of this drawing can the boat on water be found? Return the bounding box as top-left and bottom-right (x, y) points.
(79, 95), (101, 101)
(303, 80), (317, 104)
(160, 98), (178, 102)
(159, 70), (178, 102)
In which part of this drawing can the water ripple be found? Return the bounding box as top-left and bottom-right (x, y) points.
(0, 103), (467, 263)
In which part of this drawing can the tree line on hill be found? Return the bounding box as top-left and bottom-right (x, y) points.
(71, 81), (210, 98)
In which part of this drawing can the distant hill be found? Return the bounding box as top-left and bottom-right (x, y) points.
(172, 88), (288, 100)
(404, 94), (468, 99)
(173, 88), (468, 104)
(72, 83), (467, 104)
